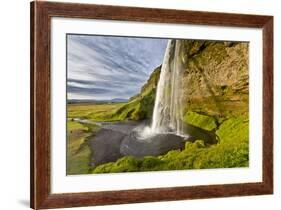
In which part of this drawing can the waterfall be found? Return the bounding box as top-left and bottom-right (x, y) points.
(140, 40), (186, 138)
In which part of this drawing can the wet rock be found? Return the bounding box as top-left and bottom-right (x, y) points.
(183, 123), (218, 145)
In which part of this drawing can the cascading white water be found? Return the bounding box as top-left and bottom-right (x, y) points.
(140, 40), (186, 138)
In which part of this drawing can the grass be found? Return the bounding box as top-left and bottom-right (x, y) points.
(111, 89), (156, 121)
(68, 103), (125, 121)
(67, 132), (92, 175)
(67, 90), (156, 123)
(68, 99), (153, 122)
(67, 120), (100, 175)
(68, 121), (88, 131)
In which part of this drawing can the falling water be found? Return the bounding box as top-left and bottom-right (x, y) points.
(141, 40), (186, 138)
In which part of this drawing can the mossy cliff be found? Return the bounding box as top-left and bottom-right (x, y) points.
(181, 40), (249, 120)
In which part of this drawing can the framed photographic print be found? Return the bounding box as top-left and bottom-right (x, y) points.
(30, 1), (273, 209)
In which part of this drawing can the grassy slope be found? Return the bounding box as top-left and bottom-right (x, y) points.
(67, 118), (102, 174)
(67, 121), (90, 174)
(68, 103), (126, 122)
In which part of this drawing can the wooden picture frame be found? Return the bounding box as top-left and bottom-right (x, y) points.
(31, 1), (273, 209)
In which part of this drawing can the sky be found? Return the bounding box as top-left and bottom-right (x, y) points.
(67, 35), (168, 101)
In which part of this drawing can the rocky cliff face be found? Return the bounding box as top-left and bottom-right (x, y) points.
(180, 40), (249, 119)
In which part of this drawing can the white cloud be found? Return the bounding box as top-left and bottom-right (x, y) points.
(67, 35), (167, 100)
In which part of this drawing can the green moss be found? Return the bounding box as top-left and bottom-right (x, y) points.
(194, 140), (206, 148)
(108, 86), (157, 121)
(183, 111), (217, 131)
(93, 156), (140, 173)
(132, 90), (156, 120)
(140, 156), (165, 170)
(216, 116), (249, 144)
(111, 100), (139, 120)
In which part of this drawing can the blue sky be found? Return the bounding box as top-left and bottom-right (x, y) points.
(67, 35), (168, 101)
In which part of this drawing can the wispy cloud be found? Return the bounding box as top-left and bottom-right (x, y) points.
(67, 35), (167, 100)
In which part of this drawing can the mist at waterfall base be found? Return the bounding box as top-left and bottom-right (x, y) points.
(134, 40), (189, 141)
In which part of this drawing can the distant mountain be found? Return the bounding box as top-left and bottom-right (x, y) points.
(68, 98), (128, 104)
(110, 98), (129, 103)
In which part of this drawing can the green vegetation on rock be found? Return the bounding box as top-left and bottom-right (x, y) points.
(183, 111), (217, 131)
